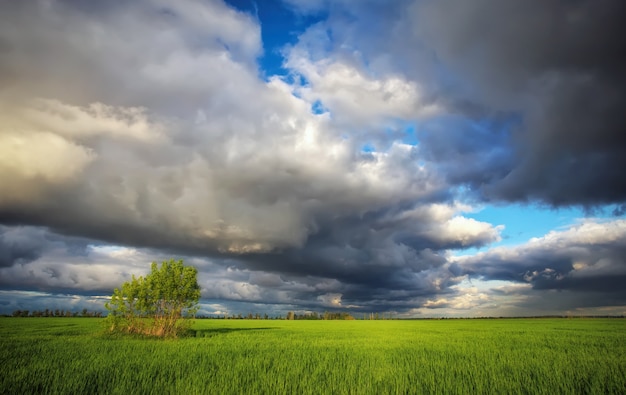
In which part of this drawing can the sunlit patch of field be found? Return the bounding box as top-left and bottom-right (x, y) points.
(1, 317), (624, 394)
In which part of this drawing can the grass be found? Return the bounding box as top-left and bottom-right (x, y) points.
(1, 317), (624, 394)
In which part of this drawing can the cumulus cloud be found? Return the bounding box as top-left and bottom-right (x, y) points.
(285, 26), (441, 129)
(317, 293), (343, 307)
(0, 0), (461, 265)
(0, 0), (262, 108)
(454, 219), (626, 299)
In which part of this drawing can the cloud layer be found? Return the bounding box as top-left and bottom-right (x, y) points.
(0, 0), (624, 316)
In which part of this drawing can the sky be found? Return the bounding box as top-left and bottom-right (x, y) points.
(1, 0), (625, 317)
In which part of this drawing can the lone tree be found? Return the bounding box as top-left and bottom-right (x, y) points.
(105, 259), (200, 337)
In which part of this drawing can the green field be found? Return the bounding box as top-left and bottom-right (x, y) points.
(1, 318), (624, 394)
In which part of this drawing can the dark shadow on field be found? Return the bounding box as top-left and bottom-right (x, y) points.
(192, 327), (275, 338)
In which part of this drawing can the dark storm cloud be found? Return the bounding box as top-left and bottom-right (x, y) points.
(234, 204), (495, 289)
(0, 290), (110, 315)
(410, 0), (626, 206)
(0, 226), (46, 267)
(415, 115), (517, 189)
(0, 226), (91, 268)
(0, 226), (178, 295)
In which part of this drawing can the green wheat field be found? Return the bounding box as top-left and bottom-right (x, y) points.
(1, 317), (624, 394)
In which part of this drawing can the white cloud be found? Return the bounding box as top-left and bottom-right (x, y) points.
(386, 202), (503, 249)
(22, 99), (165, 142)
(530, 219), (626, 246)
(0, 131), (93, 194)
(148, 0), (262, 62)
(285, 32), (441, 128)
(317, 292), (343, 307)
(456, 219), (626, 266)
(432, 216), (503, 247)
(0, 0), (261, 113)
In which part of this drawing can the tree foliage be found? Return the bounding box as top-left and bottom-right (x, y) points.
(105, 259), (200, 337)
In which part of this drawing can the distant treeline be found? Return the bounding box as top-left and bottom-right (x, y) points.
(6, 310), (623, 319)
(7, 310), (374, 320)
(196, 311), (358, 320)
(10, 309), (103, 318)
(285, 311), (357, 320)
(196, 311), (398, 320)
